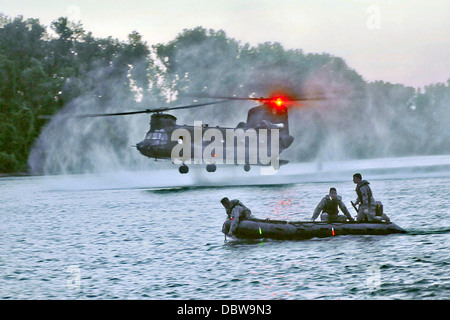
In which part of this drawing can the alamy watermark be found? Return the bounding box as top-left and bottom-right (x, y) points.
(170, 121), (281, 171)
(367, 4), (381, 30)
(66, 265), (81, 291)
(67, 5), (82, 23)
(366, 264), (381, 291)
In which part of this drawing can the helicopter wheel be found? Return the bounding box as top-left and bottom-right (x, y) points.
(244, 164), (251, 172)
(206, 164), (216, 172)
(179, 165), (189, 174)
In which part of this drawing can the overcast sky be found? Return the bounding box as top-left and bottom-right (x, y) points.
(1, 0), (449, 88)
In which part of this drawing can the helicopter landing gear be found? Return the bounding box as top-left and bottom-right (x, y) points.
(206, 164), (217, 172)
(244, 164), (251, 172)
(179, 164), (189, 174)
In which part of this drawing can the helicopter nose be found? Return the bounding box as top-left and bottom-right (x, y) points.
(136, 141), (145, 152)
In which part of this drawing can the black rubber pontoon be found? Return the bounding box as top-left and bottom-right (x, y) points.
(222, 218), (406, 240)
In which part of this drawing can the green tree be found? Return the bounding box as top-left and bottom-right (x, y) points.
(0, 16), (448, 174)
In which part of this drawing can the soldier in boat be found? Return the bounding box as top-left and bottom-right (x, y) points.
(221, 197), (254, 236)
(353, 173), (390, 223)
(312, 188), (354, 222)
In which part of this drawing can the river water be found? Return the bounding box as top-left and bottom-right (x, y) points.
(1, 164), (449, 300)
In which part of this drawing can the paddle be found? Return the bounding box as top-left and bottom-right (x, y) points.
(351, 201), (358, 213)
(351, 201), (359, 221)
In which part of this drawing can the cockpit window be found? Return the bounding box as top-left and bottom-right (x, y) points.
(145, 129), (168, 145)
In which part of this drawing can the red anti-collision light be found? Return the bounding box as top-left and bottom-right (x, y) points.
(275, 98), (283, 107)
(268, 97), (285, 109)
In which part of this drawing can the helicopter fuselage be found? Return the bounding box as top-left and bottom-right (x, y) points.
(135, 105), (293, 173)
(39, 92), (321, 174)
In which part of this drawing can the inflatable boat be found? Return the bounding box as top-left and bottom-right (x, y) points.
(222, 218), (406, 240)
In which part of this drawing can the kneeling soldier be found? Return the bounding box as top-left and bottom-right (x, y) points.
(312, 188), (354, 222)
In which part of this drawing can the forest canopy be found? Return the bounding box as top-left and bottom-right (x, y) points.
(0, 14), (449, 174)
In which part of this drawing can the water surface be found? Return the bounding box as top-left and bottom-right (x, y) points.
(1, 173), (449, 299)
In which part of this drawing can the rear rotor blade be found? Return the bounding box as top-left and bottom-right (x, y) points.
(182, 93), (327, 102)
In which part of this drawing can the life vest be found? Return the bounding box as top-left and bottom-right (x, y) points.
(356, 180), (373, 204)
(323, 196), (339, 215)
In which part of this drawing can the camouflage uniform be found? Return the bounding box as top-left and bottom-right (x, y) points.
(312, 195), (354, 222)
(355, 180), (390, 222)
(225, 200), (254, 236)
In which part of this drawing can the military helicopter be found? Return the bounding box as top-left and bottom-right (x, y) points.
(40, 92), (324, 174)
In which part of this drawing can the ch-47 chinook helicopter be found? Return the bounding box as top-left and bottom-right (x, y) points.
(40, 93), (324, 174)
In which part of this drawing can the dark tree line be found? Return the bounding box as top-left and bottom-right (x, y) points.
(0, 14), (449, 173)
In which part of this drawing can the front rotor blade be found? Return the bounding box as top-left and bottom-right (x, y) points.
(38, 100), (230, 120)
(161, 99), (230, 111)
(39, 109), (153, 119)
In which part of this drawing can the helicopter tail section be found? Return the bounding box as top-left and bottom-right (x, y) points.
(245, 104), (294, 150)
